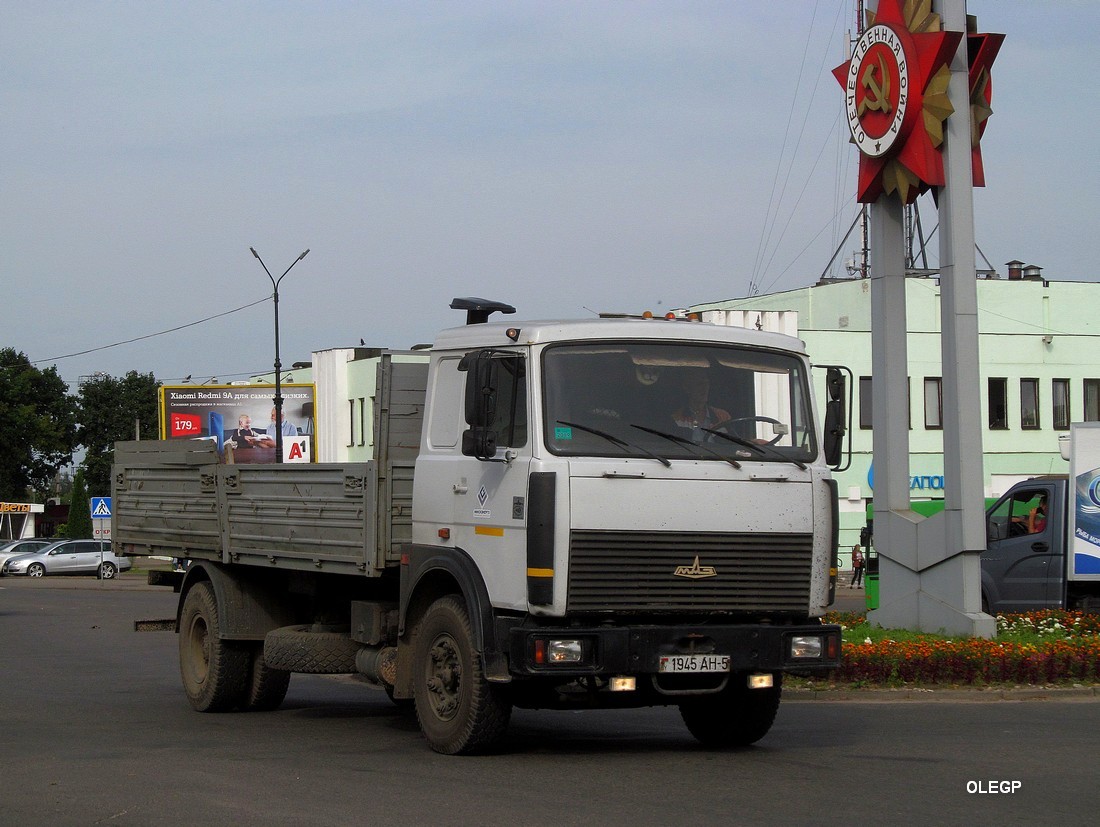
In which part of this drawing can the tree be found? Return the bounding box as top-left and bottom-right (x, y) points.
(0, 348), (77, 501)
(76, 371), (159, 496)
(66, 469), (92, 540)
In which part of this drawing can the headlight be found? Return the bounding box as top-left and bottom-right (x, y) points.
(548, 639), (584, 663)
(531, 637), (588, 666)
(790, 635), (824, 659)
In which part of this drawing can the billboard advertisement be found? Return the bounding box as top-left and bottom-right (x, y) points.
(159, 384), (316, 464)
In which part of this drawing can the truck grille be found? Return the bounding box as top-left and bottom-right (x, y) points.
(567, 530), (813, 613)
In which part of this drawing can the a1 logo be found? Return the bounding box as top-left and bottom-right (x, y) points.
(283, 437), (311, 463)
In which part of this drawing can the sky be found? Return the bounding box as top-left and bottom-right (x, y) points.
(2, 1), (1097, 390)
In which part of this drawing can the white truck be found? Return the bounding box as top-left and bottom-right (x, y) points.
(114, 298), (845, 754)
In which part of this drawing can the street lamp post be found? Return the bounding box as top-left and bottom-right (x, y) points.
(250, 247), (310, 463)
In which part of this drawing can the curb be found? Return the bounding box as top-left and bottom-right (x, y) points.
(0, 567), (171, 591)
(787, 685), (1100, 702)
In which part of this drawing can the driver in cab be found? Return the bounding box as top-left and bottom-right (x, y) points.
(671, 371), (730, 434)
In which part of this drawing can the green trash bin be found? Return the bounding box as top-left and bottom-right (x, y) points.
(864, 551), (879, 610)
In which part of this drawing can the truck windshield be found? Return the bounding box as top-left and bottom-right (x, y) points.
(542, 341), (816, 464)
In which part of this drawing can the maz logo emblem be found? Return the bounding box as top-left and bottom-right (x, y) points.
(673, 556), (717, 579)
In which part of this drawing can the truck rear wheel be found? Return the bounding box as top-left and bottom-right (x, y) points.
(680, 673), (782, 748)
(412, 596), (511, 755)
(244, 645), (291, 711)
(179, 581), (249, 712)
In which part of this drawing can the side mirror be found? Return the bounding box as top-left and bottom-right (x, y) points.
(459, 351), (499, 459)
(461, 428), (497, 459)
(823, 367), (846, 469)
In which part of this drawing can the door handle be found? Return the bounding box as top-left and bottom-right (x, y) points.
(1031, 542), (1048, 553)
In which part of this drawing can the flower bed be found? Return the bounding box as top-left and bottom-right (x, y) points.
(821, 610), (1100, 687)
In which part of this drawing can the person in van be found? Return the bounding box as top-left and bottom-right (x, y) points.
(1027, 495), (1048, 534)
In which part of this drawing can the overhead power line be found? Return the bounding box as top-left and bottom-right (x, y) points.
(30, 296), (270, 367)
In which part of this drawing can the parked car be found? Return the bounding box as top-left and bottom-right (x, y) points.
(0, 539), (54, 569)
(1, 540), (132, 579)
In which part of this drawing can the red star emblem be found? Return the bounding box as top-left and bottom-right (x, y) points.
(967, 30), (1004, 187)
(833, 0), (961, 203)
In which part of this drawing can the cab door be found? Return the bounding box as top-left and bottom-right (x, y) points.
(983, 483), (1061, 611)
(451, 351), (533, 613)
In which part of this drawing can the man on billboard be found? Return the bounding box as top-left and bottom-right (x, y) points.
(266, 406), (298, 437)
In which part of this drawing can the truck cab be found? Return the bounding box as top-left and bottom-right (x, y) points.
(400, 312), (842, 751)
(411, 316), (837, 621)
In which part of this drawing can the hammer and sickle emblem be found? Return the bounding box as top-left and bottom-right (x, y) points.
(857, 54), (892, 116)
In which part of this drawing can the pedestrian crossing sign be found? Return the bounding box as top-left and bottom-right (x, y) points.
(91, 497), (112, 518)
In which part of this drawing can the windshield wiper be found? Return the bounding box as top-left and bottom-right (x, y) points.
(630, 423), (741, 469)
(557, 420), (671, 467)
(701, 427), (807, 471)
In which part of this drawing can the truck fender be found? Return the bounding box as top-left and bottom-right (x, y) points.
(399, 544), (498, 657)
(178, 561), (298, 641)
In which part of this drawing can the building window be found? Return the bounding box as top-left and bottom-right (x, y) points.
(358, 397), (366, 446)
(859, 376), (872, 430)
(988, 378), (1008, 430)
(858, 376), (911, 430)
(1052, 379), (1070, 430)
(1020, 378), (1040, 430)
(924, 378), (943, 429)
(347, 399), (355, 446)
(1086, 379), (1100, 422)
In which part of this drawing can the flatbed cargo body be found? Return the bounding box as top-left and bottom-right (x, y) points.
(114, 445), (411, 576)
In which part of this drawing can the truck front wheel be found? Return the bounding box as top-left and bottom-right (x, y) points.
(680, 673), (782, 748)
(179, 581), (249, 712)
(412, 596), (511, 755)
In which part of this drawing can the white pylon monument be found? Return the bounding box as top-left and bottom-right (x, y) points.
(833, 0), (1003, 636)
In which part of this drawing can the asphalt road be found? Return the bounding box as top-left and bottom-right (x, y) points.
(2, 574), (1098, 826)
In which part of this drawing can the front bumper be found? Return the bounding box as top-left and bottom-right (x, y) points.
(505, 620), (841, 678)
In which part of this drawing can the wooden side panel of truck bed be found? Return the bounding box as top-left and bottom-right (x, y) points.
(113, 356), (426, 576)
(113, 440), (223, 559)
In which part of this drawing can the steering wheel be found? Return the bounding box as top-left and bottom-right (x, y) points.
(717, 416), (785, 445)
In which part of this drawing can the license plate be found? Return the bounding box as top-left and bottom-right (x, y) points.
(658, 654), (731, 674)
